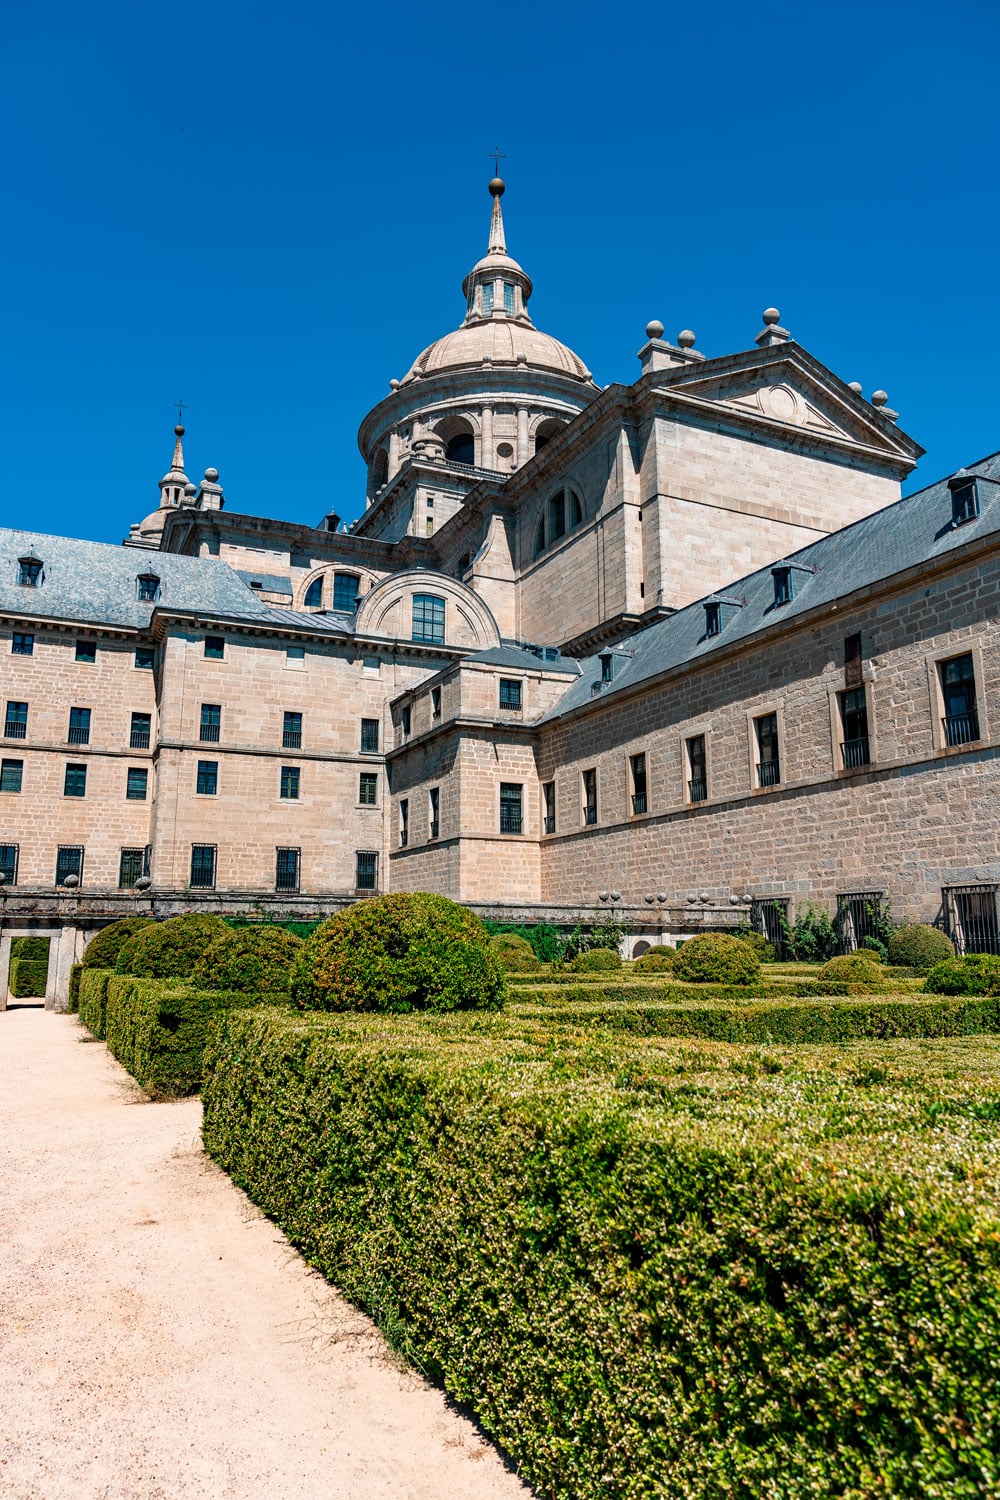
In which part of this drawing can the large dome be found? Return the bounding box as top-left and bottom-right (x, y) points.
(402, 320), (592, 384)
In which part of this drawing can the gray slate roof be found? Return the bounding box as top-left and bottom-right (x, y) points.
(235, 569), (294, 596)
(470, 644), (580, 676)
(545, 451), (1000, 721)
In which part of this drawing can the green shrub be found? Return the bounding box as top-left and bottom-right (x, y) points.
(671, 933), (760, 984)
(78, 968), (114, 1039)
(9, 958), (48, 997)
(925, 953), (1000, 996)
(785, 902), (838, 962)
(291, 892), (506, 1014)
(203, 1008), (1000, 1500)
(10, 935), (50, 963)
(82, 918), (153, 970)
(818, 952), (886, 992)
(490, 932), (542, 973)
(484, 920), (563, 963)
(104, 974), (258, 1095)
(632, 947), (675, 973)
(116, 914), (229, 978)
(225, 916), (322, 941)
(859, 935), (889, 963)
(68, 963), (83, 1012)
(888, 923), (954, 970)
(732, 928), (776, 962)
(194, 925), (304, 997)
(568, 946), (621, 973)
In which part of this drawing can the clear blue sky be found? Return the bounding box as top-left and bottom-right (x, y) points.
(4, 0), (997, 544)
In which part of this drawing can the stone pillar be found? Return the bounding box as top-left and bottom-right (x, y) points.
(48, 925), (82, 1012)
(388, 430), (401, 480)
(0, 930), (12, 1012)
(516, 407), (529, 466)
(480, 407), (494, 469)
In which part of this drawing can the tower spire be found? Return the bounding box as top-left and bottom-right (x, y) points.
(487, 174), (507, 254)
(158, 420), (190, 510)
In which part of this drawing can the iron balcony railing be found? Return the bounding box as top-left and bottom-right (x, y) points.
(282, 729), (302, 749)
(500, 811), (523, 835)
(757, 759), (781, 787)
(499, 696), (522, 712)
(841, 736), (871, 769)
(688, 778), (707, 803)
(631, 792), (647, 815)
(199, 723), (221, 743)
(543, 815), (556, 835)
(67, 726), (90, 745)
(4, 721), (27, 740)
(130, 728), (151, 749)
(944, 711), (979, 746)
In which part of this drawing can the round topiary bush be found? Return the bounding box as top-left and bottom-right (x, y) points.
(632, 946), (675, 973)
(291, 893), (506, 1013)
(818, 952), (886, 991)
(925, 953), (1000, 996)
(735, 929), (777, 963)
(887, 923), (954, 970)
(194, 925), (304, 997)
(671, 933), (761, 985)
(116, 913), (229, 978)
(82, 918), (153, 970)
(568, 947), (622, 973)
(490, 932), (542, 974)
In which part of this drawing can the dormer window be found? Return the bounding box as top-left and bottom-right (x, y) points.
(950, 477), (980, 527)
(772, 567), (793, 606)
(17, 557), (42, 587)
(136, 574), (160, 602)
(304, 577), (323, 608)
(704, 601), (721, 637)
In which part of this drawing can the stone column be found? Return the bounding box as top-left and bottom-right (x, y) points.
(480, 407), (494, 469)
(388, 430), (401, 480)
(516, 407), (529, 466)
(48, 925), (81, 1012)
(0, 930), (11, 1012)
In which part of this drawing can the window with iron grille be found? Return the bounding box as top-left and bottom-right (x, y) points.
(355, 850), (378, 891)
(687, 735), (707, 802)
(5, 701), (28, 739)
(280, 765), (300, 800)
(282, 711), (302, 749)
(68, 707), (91, 745)
(196, 760), (218, 796)
(303, 577), (323, 607)
(134, 647), (154, 670)
(333, 573), (360, 612)
(582, 768), (598, 825)
(499, 679), (522, 712)
(839, 688), (870, 769)
(190, 844), (217, 890)
(943, 885), (1000, 955)
(399, 798), (409, 847)
(412, 594), (445, 645)
(118, 847), (149, 888)
(1, 758), (23, 793)
(542, 781), (556, 835)
(275, 847), (300, 892)
(755, 713), (781, 787)
(428, 787), (440, 840)
(199, 703), (221, 742)
(56, 845), (84, 885)
(500, 782), (523, 835)
(204, 635), (225, 660)
(136, 574), (160, 602)
(126, 767), (148, 801)
(18, 557), (42, 587)
(12, 632), (34, 656)
(630, 753), (648, 816)
(835, 892), (886, 954)
(359, 772), (378, 805)
(360, 718), (380, 752)
(130, 712), (151, 749)
(0, 843), (19, 884)
(76, 640), (97, 663)
(751, 898), (790, 959)
(64, 763), (87, 798)
(940, 653), (979, 746)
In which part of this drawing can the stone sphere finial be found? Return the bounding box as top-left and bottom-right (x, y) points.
(848, 381), (863, 394)
(489, 176), (505, 198)
(204, 466), (219, 482)
(762, 307), (781, 326)
(871, 390), (888, 408)
(645, 319), (664, 340)
(174, 424), (185, 438)
(677, 329), (696, 348)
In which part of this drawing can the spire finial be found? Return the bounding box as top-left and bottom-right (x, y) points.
(487, 172), (507, 254)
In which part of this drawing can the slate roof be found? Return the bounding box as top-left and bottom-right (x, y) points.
(469, 644), (580, 676)
(544, 451), (1000, 721)
(235, 569), (293, 596)
(250, 606), (352, 636)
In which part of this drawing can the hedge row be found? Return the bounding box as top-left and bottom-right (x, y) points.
(8, 958), (49, 997)
(202, 1008), (1000, 1500)
(10, 935), (50, 963)
(78, 967), (114, 1038)
(515, 978), (924, 1005)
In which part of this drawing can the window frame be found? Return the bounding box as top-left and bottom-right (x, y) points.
(0, 842), (19, 885)
(189, 844), (217, 890)
(279, 765), (301, 801)
(12, 632), (34, 656)
(925, 641), (988, 752)
(126, 766), (149, 801)
(203, 635), (226, 660)
(196, 759), (218, 796)
(282, 710), (303, 749)
(118, 846), (150, 888)
(55, 845), (84, 886)
(541, 780), (556, 836)
(399, 797), (409, 847)
(0, 757), (24, 793)
(832, 683), (873, 772)
(63, 763), (87, 798)
(136, 574), (160, 603)
(358, 771), (379, 806)
(67, 706), (92, 745)
(629, 752), (648, 817)
(685, 729), (710, 805)
(411, 593), (446, 646)
(499, 781), (524, 836)
(498, 678), (523, 713)
(355, 849), (379, 892)
(333, 573), (360, 612)
(4, 700), (28, 740)
(428, 786), (440, 841)
(130, 712), (152, 750)
(134, 646), (155, 670)
(275, 846), (300, 893)
(199, 703), (222, 743)
(75, 640), (97, 664)
(747, 705), (785, 790)
(582, 767), (598, 826)
(360, 718), (380, 753)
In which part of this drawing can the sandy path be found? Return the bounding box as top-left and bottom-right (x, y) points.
(0, 1008), (534, 1500)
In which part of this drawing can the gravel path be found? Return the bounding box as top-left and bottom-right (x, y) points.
(0, 1007), (534, 1500)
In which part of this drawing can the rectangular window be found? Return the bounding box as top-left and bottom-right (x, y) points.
(64, 763), (87, 798)
(835, 891), (886, 954)
(200, 703), (221, 742)
(401, 704), (412, 736)
(542, 780), (556, 835)
(503, 281), (515, 313)
(499, 678), (522, 712)
(190, 844), (217, 890)
(130, 712), (151, 749)
(703, 601), (721, 638)
(134, 647), (155, 670)
(360, 718), (380, 752)
(844, 632), (863, 688)
(12, 632), (34, 656)
(943, 884), (1000, 955)
(431, 686), (442, 719)
(399, 797), (409, 847)
(280, 765), (300, 800)
(839, 688), (870, 768)
(18, 558), (42, 587)
(412, 593), (446, 645)
(0, 843), (19, 884)
(56, 845), (84, 886)
(68, 706), (91, 745)
(755, 713), (780, 787)
(126, 767), (148, 800)
(118, 847), (149, 888)
(582, 768), (598, 825)
(630, 753), (648, 816)
(359, 772), (378, 805)
(355, 850), (378, 891)
(5, 701), (28, 740)
(76, 640), (97, 663)
(428, 786), (440, 840)
(951, 479), (980, 527)
(500, 782), (523, 835)
(940, 653), (979, 745)
(286, 644), (305, 664)
(751, 898), (789, 960)
(772, 567), (792, 606)
(481, 283), (494, 314)
(204, 635), (225, 660)
(136, 575), (159, 602)
(333, 573), (360, 612)
(0, 758), (23, 793)
(687, 735), (707, 802)
(196, 760), (218, 796)
(282, 710), (302, 749)
(275, 847), (300, 892)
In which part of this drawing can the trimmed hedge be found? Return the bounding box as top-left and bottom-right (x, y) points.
(82, 917), (153, 970)
(567, 946), (621, 973)
(68, 962), (83, 1012)
(925, 953), (1000, 996)
(116, 913), (229, 978)
(818, 952), (886, 991)
(77, 967), (114, 1039)
(490, 932), (543, 974)
(631, 947), (675, 973)
(888, 923), (954, 970)
(671, 932), (760, 984)
(103, 973), (257, 1096)
(514, 977), (922, 1006)
(194, 925), (304, 997)
(202, 1008), (1000, 1499)
(8, 958), (48, 997)
(10, 935), (50, 963)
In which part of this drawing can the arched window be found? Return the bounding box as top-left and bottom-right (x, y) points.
(304, 577), (323, 608)
(412, 593), (446, 645)
(371, 449), (388, 491)
(136, 574), (160, 602)
(332, 573), (360, 612)
(534, 418), (566, 455)
(548, 492), (566, 541)
(569, 490), (583, 528)
(534, 518), (546, 558)
(17, 556), (43, 587)
(446, 432), (475, 465)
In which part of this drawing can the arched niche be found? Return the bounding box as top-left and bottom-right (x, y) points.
(294, 564), (379, 613)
